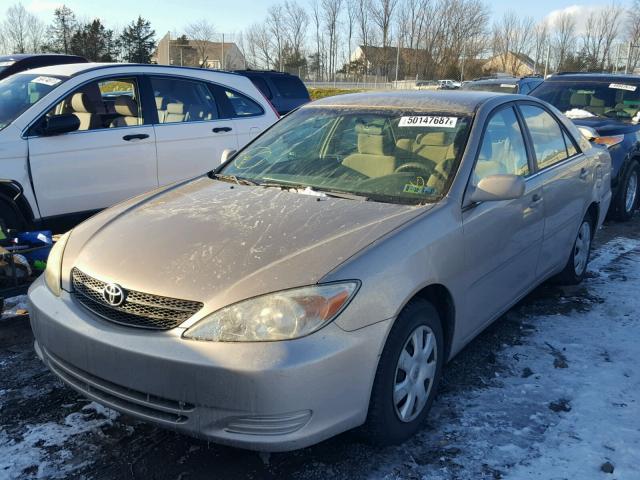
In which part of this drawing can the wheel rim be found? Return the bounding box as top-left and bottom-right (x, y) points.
(625, 170), (638, 213)
(393, 325), (437, 423)
(574, 221), (591, 276)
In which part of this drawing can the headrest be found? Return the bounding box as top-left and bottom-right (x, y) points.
(417, 132), (447, 146)
(166, 103), (184, 114)
(114, 96), (138, 117)
(590, 97), (605, 107)
(358, 133), (391, 155)
(396, 138), (413, 151)
(71, 93), (95, 113)
(570, 92), (588, 106)
(355, 123), (383, 135)
(155, 96), (164, 109)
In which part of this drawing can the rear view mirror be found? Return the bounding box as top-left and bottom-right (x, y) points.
(577, 126), (598, 142)
(220, 148), (237, 164)
(42, 114), (80, 136)
(469, 174), (526, 203)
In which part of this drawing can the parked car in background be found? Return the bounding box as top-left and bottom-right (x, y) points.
(234, 69), (310, 115)
(0, 63), (277, 232)
(461, 75), (543, 95)
(414, 80), (440, 90)
(530, 73), (640, 220)
(0, 54), (87, 81)
(438, 79), (461, 89)
(29, 91), (610, 452)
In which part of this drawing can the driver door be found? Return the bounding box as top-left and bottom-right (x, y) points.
(459, 105), (545, 342)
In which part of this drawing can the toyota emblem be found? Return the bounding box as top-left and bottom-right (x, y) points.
(103, 283), (126, 307)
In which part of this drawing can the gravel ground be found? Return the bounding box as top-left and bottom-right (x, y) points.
(0, 217), (639, 480)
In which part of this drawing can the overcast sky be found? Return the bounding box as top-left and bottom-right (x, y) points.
(6, 0), (629, 36)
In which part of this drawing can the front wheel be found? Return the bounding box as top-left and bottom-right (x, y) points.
(361, 298), (444, 446)
(556, 214), (594, 285)
(612, 162), (639, 221)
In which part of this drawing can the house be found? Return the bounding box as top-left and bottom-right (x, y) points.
(482, 52), (536, 77)
(154, 33), (245, 70)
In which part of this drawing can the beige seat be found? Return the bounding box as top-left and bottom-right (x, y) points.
(110, 96), (140, 127)
(414, 132), (454, 166)
(69, 93), (99, 130)
(342, 124), (396, 178)
(589, 96), (606, 115)
(570, 92), (589, 108)
(155, 97), (166, 123)
(165, 103), (186, 123)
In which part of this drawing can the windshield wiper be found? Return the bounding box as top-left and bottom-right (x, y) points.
(310, 187), (369, 201)
(211, 173), (260, 186)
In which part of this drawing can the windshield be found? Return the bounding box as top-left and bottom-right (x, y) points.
(0, 73), (65, 131)
(221, 106), (472, 205)
(531, 80), (640, 121)
(463, 82), (518, 93)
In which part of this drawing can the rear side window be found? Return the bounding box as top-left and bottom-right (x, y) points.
(271, 76), (309, 99)
(520, 105), (570, 169)
(249, 76), (272, 100)
(150, 77), (218, 124)
(223, 89), (264, 117)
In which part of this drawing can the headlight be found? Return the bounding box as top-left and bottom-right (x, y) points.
(183, 282), (359, 342)
(44, 231), (71, 296)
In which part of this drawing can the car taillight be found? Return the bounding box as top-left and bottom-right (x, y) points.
(594, 135), (624, 148)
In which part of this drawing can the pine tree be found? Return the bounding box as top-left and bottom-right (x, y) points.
(119, 17), (156, 63)
(46, 5), (77, 54)
(70, 19), (117, 62)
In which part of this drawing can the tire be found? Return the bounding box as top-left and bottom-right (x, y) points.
(0, 197), (25, 233)
(361, 298), (444, 446)
(612, 162), (639, 222)
(555, 212), (594, 285)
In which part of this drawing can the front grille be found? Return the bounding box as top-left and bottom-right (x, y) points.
(71, 268), (203, 330)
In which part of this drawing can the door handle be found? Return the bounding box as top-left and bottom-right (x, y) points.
(123, 133), (149, 141)
(579, 167), (590, 180)
(212, 127), (232, 133)
(530, 193), (543, 207)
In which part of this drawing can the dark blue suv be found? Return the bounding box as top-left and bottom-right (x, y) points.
(531, 73), (640, 221)
(461, 76), (543, 95)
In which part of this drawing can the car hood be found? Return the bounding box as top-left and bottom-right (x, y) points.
(571, 116), (639, 136)
(62, 177), (427, 311)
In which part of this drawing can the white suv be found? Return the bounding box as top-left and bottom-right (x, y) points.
(0, 63), (278, 231)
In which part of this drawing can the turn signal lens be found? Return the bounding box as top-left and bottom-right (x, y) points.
(594, 135), (624, 148)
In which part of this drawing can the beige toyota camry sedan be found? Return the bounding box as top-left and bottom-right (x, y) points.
(29, 91), (611, 452)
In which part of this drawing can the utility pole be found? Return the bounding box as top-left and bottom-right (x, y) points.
(221, 33), (225, 70)
(395, 35), (401, 86)
(614, 43), (621, 74)
(544, 43), (551, 78)
(460, 45), (466, 83)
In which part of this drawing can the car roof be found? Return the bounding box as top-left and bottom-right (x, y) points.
(20, 62), (245, 80)
(0, 53), (85, 62)
(547, 73), (640, 82)
(308, 90), (512, 114)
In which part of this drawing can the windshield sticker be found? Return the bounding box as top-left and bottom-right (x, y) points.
(31, 76), (61, 86)
(609, 83), (637, 92)
(0, 61), (15, 67)
(398, 116), (458, 128)
(403, 177), (437, 195)
(500, 83), (517, 88)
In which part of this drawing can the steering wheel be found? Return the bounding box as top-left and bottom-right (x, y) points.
(395, 162), (432, 175)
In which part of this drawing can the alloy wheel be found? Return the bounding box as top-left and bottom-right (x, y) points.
(625, 170), (638, 214)
(393, 325), (437, 423)
(574, 221), (592, 276)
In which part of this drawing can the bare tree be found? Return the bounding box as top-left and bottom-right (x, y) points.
(355, 0), (372, 76)
(27, 13), (45, 53)
(532, 21), (549, 74)
(267, 4), (286, 70)
(321, 0), (342, 80)
(246, 22), (272, 69)
(553, 11), (576, 71)
(3, 3), (31, 53)
(627, 0), (640, 71)
(184, 20), (216, 66)
(582, 4), (622, 71)
(284, 1), (309, 65)
(491, 12), (534, 75)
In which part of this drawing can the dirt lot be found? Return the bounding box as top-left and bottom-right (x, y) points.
(1, 217), (639, 480)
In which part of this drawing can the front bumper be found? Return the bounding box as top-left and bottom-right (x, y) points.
(28, 277), (391, 451)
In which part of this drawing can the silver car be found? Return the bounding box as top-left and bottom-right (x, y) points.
(29, 91), (611, 452)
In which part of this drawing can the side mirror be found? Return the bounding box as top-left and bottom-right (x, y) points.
(42, 114), (80, 136)
(468, 174), (526, 203)
(577, 125), (598, 142)
(220, 148), (237, 164)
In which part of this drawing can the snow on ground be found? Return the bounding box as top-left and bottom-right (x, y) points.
(1, 295), (29, 320)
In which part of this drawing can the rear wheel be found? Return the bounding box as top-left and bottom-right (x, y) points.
(556, 213), (594, 285)
(612, 162), (639, 221)
(362, 298), (444, 446)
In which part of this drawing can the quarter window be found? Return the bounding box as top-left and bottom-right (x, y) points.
(150, 77), (219, 124)
(223, 89), (264, 117)
(520, 105), (570, 169)
(473, 106), (529, 183)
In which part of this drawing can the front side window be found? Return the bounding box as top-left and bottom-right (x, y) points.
(224, 89), (264, 117)
(473, 106), (529, 184)
(520, 105), (570, 170)
(531, 80), (640, 121)
(41, 77), (142, 132)
(0, 73), (66, 131)
(221, 107), (472, 204)
(150, 77), (218, 124)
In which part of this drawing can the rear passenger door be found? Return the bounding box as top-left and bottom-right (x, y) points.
(149, 76), (238, 185)
(518, 103), (592, 278)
